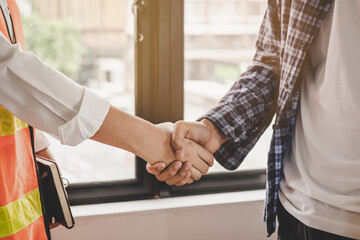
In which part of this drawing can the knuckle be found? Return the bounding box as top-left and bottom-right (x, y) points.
(169, 169), (177, 176)
(157, 175), (165, 182)
(193, 174), (201, 181)
(173, 122), (181, 132)
(175, 120), (186, 128)
(179, 177), (188, 185)
(146, 164), (152, 173)
(180, 170), (187, 177)
(148, 169), (158, 175)
(180, 178), (188, 186)
(174, 121), (188, 134)
(187, 140), (196, 147)
(184, 176), (191, 184)
(201, 167), (209, 175)
(165, 180), (172, 185)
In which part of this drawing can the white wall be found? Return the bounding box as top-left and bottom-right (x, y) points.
(52, 191), (277, 240)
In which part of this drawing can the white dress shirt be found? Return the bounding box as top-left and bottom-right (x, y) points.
(0, 6), (110, 146)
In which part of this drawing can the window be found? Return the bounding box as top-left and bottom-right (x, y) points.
(21, 0), (269, 204)
(170, 0), (268, 196)
(21, 0), (136, 185)
(20, 0), (157, 205)
(184, 0), (269, 174)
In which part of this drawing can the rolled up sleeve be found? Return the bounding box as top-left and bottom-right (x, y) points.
(0, 32), (110, 146)
(34, 130), (50, 152)
(58, 88), (110, 146)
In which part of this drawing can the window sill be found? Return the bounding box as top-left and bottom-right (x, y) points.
(54, 189), (274, 240)
(70, 189), (266, 217)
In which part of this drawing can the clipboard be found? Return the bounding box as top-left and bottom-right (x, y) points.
(36, 156), (75, 229)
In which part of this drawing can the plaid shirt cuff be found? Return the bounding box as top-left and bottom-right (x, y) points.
(199, 66), (278, 170)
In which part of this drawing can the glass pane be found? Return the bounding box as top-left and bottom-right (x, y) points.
(19, 0), (136, 183)
(184, 0), (269, 173)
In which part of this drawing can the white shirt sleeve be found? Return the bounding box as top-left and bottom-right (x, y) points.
(34, 130), (50, 153)
(0, 32), (110, 146)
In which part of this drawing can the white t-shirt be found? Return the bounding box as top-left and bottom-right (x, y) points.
(279, 1), (360, 239)
(0, 0), (110, 146)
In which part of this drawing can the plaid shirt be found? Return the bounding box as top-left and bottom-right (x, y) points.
(202, 0), (333, 236)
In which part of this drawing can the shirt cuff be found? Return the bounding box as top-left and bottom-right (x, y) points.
(57, 88), (111, 146)
(34, 130), (50, 152)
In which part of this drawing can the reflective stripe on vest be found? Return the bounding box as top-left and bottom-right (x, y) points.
(0, 0), (47, 239)
(0, 106), (28, 137)
(0, 189), (42, 238)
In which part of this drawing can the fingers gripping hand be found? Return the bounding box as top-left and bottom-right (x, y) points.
(155, 161), (183, 182)
(146, 162), (166, 175)
(146, 120), (221, 186)
(145, 161), (201, 186)
(165, 162), (192, 185)
(153, 123), (216, 185)
(171, 121), (212, 158)
(147, 161), (192, 186)
(171, 119), (226, 159)
(146, 132), (214, 185)
(181, 139), (214, 174)
(158, 139), (214, 186)
(156, 163), (200, 186)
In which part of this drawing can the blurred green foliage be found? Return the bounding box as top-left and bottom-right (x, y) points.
(22, 15), (83, 81)
(214, 63), (245, 82)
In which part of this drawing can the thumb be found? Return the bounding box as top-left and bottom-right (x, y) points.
(146, 162), (166, 175)
(171, 121), (188, 159)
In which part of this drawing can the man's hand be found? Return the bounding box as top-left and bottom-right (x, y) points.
(90, 106), (213, 177)
(147, 119), (228, 186)
(152, 123), (214, 181)
(172, 119), (227, 157)
(146, 161), (195, 186)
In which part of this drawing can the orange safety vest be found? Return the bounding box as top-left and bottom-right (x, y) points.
(0, 1), (49, 239)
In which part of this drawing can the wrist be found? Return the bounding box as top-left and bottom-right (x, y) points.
(200, 119), (228, 147)
(138, 123), (174, 165)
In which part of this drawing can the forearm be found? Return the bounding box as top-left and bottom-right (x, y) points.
(91, 106), (174, 164)
(200, 66), (277, 144)
(198, 67), (278, 170)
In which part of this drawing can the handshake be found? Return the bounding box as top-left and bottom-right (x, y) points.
(144, 119), (228, 186)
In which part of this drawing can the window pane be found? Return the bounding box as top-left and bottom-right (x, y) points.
(20, 0), (136, 183)
(184, 0), (269, 173)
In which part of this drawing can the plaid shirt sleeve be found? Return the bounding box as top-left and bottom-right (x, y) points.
(200, 1), (281, 170)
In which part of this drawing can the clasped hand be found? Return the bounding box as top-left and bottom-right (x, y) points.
(148, 119), (228, 186)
